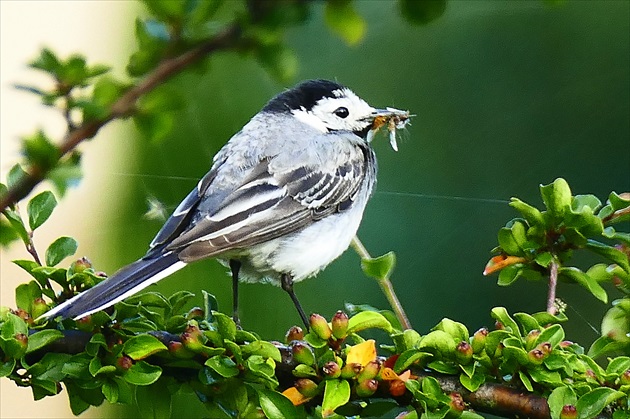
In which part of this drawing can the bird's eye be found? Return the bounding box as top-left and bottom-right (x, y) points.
(333, 107), (349, 118)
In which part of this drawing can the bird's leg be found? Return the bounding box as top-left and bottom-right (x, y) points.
(229, 259), (242, 328)
(280, 273), (309, 330)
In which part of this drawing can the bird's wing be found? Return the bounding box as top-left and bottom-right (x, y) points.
(162, 134), (372, 262)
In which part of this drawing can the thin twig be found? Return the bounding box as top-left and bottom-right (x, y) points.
(547, 259), (558, 315)
(0, 23), (241, 213)
(351, 236), (412, 330)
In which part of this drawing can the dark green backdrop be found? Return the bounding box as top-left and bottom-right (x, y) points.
(104, 0), (628, 360)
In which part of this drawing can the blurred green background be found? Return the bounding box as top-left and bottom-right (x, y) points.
(103, 0), (628, 364)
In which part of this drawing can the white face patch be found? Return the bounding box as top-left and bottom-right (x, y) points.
(292, 88), (376, 133)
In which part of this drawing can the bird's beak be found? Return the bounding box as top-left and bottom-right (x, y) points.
(366, 107), (411, 152)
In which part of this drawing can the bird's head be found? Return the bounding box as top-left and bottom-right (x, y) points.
(262, 79), (410, 148)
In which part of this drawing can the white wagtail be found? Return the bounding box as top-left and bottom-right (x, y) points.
(40, 79), (410, 328)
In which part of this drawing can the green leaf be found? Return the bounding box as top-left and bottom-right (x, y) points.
(15, 280), (42, 312)
(0, 216), (19, 246)
(322, 379), (350, 418)
(135, 380), (172, 419)
(48, 152), (82, 197)
(27, 191), (57, 230)
(45, 236), (78, 266)
(123, 335), (167, 360)
(608, 191), (630, 211)
(392, 328), (422, 352)
(540, 178), (572, 221)
(255, 43), (298, 84)
(490, 307), (521, 337)
(548, 386), (577, 419)
(536, 324), (565, 348)
(7, 164), (28, 189)
(600, 300), (630, 343)
(513, 312), (540, 334)
(29, 48), (62, 73)
(102, 380), (119, 404)
(168, 290), (195, 315)
(324, 0), (366, 46)
(498, 220), (528, 255)
(576, 388), (625, 419)
(133, 112), (175, 143)
(518, 370), (533, 392)
(418, 330), (456, 357)
(3, 209), (29, 244)
(347, 310), (394, 334)
(258, 389), (299, 419)
(142, 0), (185, 21)
(510, 198), (545, 226)
(399, 0), (447, 25)
(572, 194), (602, 213)
(606, 356), (630, 374)
(123, 361), (162, 386)
(559, 267), (608, 303)
(241, 340), (282, 362)
(531, 310), (568, 325)
(213, 311), (237, 341)
(497, 264), (523, 286)
(432, 318), (469, 342)
(360, 251), (396, 281)
(586, 240), (630, 273)
(1, 312), (28, 338)
(26, 330), (63, 354)
(460, 370), (485, 392)
(22, 130), (59, 171)
(394, 349), (432, 373)
(0, 359), (16, 378)
(205, 355), (239, 378)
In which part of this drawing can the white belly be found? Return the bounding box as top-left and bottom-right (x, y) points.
(231, 187), (370, 286)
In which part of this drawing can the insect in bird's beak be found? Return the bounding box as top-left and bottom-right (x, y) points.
(366, 107), (412, 152)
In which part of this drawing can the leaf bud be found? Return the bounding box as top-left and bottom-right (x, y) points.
(168, 341), (195, 359)
(322, 361), (341, 378)
(116, 355), (133, 371)
(181, 324), (204, 352)
(388, 379), (407, 397)
(186, 307), (204, 320)
(75, 315), (94, 332)
(295, 378), (319, 398)
(455, 341), (473, 364)
(285, 326), (304, 343)
(341, 362), (363, 379)
(14, 333), (28, 349)
(560, 404), (578, 419)
(619, 369), (630, 385)
(527, 348), (545, 365)
(331, 311), (349, 339)
(358, 360), (381, 382)
(355, 378), (378, 397)
(471, 327), (488, 353)
(536, 341), (552, 356)
(525, 329), (541, 349)
(449, 392), (466, 413)
(71, 257), (92, 273)
(31, 298), (49, 320)
(291, 341), (315, 366)
(309, 313), (332, 340)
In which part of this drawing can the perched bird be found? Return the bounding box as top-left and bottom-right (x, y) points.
(40, 79), (410, 328)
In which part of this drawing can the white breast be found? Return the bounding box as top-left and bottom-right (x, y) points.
(232, 182), (372, 286)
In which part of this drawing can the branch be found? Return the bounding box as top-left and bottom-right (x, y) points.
(351, 236), (413, 330)
(547, 259), (558, 315)
(26, 329), (573, 419)
(0, 23), (241, 213)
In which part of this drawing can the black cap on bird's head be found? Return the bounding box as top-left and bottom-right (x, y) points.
(262, 79), (347, 113)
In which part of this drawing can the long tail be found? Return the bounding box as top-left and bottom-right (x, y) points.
(39, 251), (186, 321)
